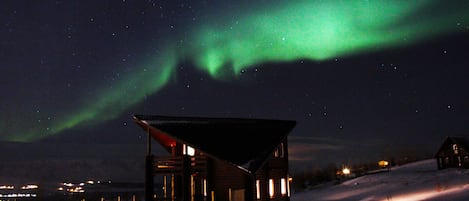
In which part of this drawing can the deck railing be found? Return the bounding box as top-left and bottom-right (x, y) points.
(153, 155), (208, 174)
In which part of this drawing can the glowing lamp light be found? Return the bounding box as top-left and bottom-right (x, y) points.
(342, 167), (351, 175)
(378, 160), (389, 168)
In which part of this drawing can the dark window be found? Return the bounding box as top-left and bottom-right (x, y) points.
(274, 143), (284, 158)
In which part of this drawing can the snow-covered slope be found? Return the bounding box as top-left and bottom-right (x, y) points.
(291, 159), (469, 201)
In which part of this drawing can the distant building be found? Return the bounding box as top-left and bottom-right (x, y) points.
(133, 115), (296, 201)
(434, 136), (469, 169)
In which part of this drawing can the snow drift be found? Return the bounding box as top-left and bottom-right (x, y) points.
(291, 159), (469, 201)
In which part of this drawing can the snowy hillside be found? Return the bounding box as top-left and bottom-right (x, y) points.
(291, 159), (469, 201)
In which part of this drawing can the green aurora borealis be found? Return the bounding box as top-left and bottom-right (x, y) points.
(6, 0), (469, 141)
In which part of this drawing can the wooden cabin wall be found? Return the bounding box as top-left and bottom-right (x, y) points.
(258, 160), (290, 201)
(436, 140), (469, 169)
(255, 140), (290, 201)
(209, 158), (251, 201)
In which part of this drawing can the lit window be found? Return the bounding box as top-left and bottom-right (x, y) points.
(453, 144), (459, 154)
(190, 175), (195, 201)
(183, 144), (195, 156)
(256, 180), (260, 200)
(269, 179), (274, 198)
(280, 178), (287, 195)
(187, 146), (195, 156)
(203, 179), (207, 197)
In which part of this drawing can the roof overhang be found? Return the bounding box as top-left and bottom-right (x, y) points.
(133, 115), (296, 174)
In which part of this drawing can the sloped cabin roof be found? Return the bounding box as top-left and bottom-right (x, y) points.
(133, 115), (296, 174)
(435, 136), (469, 157)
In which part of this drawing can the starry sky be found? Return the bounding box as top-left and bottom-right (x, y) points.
(1, 0), (469, 172)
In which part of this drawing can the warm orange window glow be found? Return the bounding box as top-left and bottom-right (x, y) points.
(453, 144), (459, 154)
(203, 179), (207, 197)
(190, 175), (195, 201)
(256, 180), (261, 199)
(280, 178), (287, 195)
(269, 179), (274, 198)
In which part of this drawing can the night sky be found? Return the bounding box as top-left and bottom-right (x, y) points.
(1, 0), (469, 175)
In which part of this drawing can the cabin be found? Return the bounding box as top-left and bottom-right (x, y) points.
(133, 115), (296, 201)
(434, 136), (469, 170)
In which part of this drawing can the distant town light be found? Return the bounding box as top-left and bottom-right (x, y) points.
(21, 184), (38, 190)
(67, 186), (84, 193)
(63, 183), (74, 187)
(0, 193), (37, 198)
(0, 185), (14, 189)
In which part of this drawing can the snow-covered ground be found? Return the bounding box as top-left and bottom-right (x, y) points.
(291, 159), (469, 201)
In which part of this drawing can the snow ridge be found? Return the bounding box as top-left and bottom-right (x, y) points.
(291, 159), (469, 201)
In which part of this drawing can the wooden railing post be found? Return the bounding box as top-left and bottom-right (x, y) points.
(145, 130), (154, 201)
